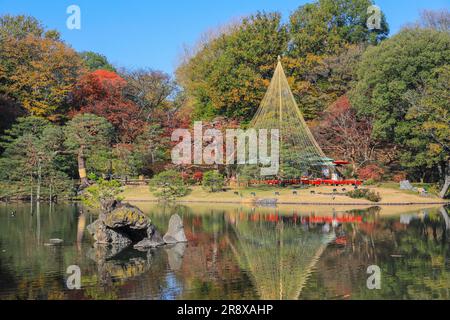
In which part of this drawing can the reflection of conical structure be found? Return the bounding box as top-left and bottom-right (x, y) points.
(248, 57), (333, 177)
(228, 214), (334, 300)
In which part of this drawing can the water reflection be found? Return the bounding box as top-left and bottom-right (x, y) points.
(0, 203), (448, 300)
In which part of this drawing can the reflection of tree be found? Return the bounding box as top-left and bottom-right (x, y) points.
(226, 211), (335, 300)
(301, 206), (450, 300)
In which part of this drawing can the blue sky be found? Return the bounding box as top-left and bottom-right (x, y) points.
(1, 0), (448, 75)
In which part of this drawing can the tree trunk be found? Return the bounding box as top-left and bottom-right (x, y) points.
(77, 148), (90, 188)
(439, 175), (450, 199)
(439, 161), (449, 199)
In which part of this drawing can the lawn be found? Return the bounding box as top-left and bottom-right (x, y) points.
(121, 183), (448, 205)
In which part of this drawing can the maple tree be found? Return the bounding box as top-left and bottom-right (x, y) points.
(71, 70), (145, 143)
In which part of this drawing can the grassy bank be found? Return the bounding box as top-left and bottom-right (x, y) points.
(121, 184), (449, 206)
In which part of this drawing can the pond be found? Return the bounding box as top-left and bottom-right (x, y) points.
(0, 202), (449, 300)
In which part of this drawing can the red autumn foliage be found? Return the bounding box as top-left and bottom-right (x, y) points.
(393, 172), (407, 183)
(71, 70), (145, 143)
(313, 96), (378, 175)
(193, 171), (203, 183)
(357, 164), (385, 181)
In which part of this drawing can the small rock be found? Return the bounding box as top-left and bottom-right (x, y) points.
(134, 225), (165, 249)
(134, 239), (164, 249)
(163, 214), (187, 244)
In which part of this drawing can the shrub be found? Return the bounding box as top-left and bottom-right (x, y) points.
(357, 164), (385, 182)
(193, 171), (204, 184)
(149, 170), (189, 201)
(81, 178), (123, 210)
(202, 171), (225, 192)
(347, 189), (382, 203)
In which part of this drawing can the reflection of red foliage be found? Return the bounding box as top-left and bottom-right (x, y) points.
(359, 222), (376, 234)
(335, 237), (347, 246)
(192, 216), (203, 227)
(71, 70), (145, 143)
(393, 221), (407, 231)
(266, 214), (279, 222)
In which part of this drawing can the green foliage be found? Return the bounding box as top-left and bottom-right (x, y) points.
(64, 113), (114, 155)
(202, 171), (225, 192)
(288, 0), (388, 57)
(79, 51), (116, 72)
(149, 170), (189, 201)
(0, 14), (60, 40)
(347, 188), (381, 202)
(178, 1), (390, 121)
(0, 116), (74, 199)
(177, 12), (289, 120)
(350, 28), (450, 178)
(81, 178), (123, 208)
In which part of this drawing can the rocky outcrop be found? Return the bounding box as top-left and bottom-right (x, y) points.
(87, 203), (188, 249)
(87, 203), (151, 245)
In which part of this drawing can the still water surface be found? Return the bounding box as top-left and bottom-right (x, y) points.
(0, 203), (449, 300)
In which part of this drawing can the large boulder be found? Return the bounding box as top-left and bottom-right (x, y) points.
(104, 204), (151, 230)
(163, 214), (187, 244)
(87, 203), (152, 245)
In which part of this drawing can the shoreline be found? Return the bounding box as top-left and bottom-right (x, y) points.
(125, 198), (450, 206)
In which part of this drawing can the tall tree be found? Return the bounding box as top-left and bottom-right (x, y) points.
(350, 28), (450, 186)
(313, 95), (395, 174)
(79, 51), (116, 72)
(177, 12), (289, 121)
(0, 14), (60, 40)
(122, 68), (175, 121)
(71, 70), (144, 143)
(64, 114), (114, 187)
(0, 34), (84, 118)
(0, 116), (71, 200)
(286, 0), (388, 119)
(404, 65), (450, 197)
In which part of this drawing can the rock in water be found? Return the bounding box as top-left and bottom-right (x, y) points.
(104, 204), (151, 230)
(133, 225), (165, 249)
(87, 203), (152, 245)
(94, 222), (132, 246)
(163, 214), (187, 244)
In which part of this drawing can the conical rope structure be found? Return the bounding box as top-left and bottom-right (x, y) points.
(244, 57), (334, 178)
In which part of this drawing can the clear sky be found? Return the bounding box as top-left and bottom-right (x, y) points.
(0, 0), (448, 75)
